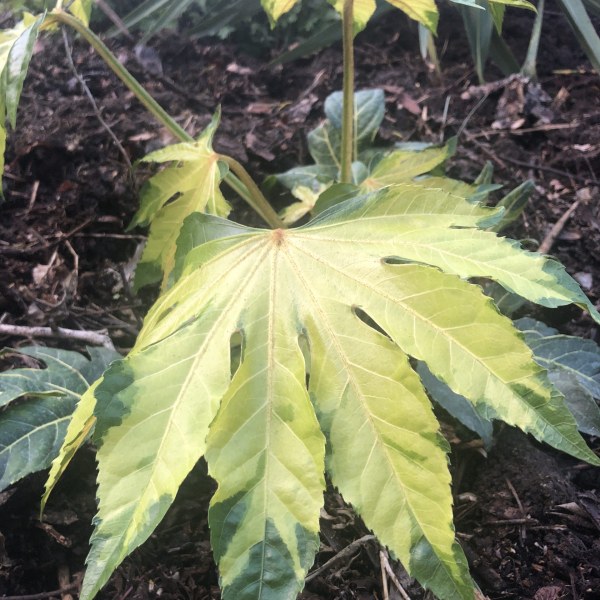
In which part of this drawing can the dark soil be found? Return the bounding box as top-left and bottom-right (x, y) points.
(0, 2), (599, 599)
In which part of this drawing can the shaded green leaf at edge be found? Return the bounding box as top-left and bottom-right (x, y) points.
(0, 395), (78, 491)
(0, 346), (118, 493)
(417, 362), (494, 448)
(0, 14), (43, 200)
(515, 317), (600, 436)
(0, 346), (118, 408)
(489, 180), (534, 232)
(458, 0), (494, 83)
(516, 318), (600, 398)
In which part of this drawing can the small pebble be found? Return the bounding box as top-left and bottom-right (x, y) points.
(574, 271), (593, 290)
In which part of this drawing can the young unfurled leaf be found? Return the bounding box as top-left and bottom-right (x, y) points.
(279, 182), (328, 224)
(325, 88), (384, 146)
(0, 346), (118, 492)
(275, 89), (384, 196)
(308, 88), (384, 170)
(0, 15), (43, 199)
(77, 182), (599, 600)
(277, 92), (498, 216)
(129, 112), (230, 289)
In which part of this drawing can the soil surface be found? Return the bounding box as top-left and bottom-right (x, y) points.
(1, 2), (599, 599)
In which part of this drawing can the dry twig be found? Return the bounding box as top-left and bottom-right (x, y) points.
(379, 550), (412, 600)
(305, 534), (375, 583)
(0, 324), (113, 348)
(538, 199), (580, 254)
(0, 582), (79, 600)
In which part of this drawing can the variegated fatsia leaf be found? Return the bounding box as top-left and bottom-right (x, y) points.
(129, 112), (230, 289)
(75, 181), (599, 600)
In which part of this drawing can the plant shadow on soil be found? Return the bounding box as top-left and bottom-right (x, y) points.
(0, 2), (599, 598)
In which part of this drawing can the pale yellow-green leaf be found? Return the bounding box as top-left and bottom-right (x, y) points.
(489, 0), (535, 11)
(261, 0), (300, 23)
(206, 266), (325, 599)
(328, 0), (377, 31)
(42, 381), (99, 513)
(360, 141), (455, 191)
(279, 183), (328, 225)
(67, 0), (93, 26)
(80, 306), (238, 599)
(303, 297), (473, 598)
(386, 0), (439, 31)
(262, 0), (438, 31)
(130, 114), (230, 289)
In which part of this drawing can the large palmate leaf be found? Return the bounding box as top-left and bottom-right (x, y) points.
(76, 182), (600, 600)
(129, 113), (230, 289)
(0, 14), (43, 199)
(0, 346), (118, 491)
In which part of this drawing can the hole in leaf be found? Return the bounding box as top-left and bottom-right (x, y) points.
(352, 306), (387, 338)
(230, 330), (243, 378)
(164, 191), (183, 207)
(298, 331), (311, 385)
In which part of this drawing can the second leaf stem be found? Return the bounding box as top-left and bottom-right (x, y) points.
(341, 0), (355, 184)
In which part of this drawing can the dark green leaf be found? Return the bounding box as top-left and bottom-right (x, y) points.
(489, 180), (534, 232)
(417, 362), (494, 448)
(0, 346), (119, 491)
